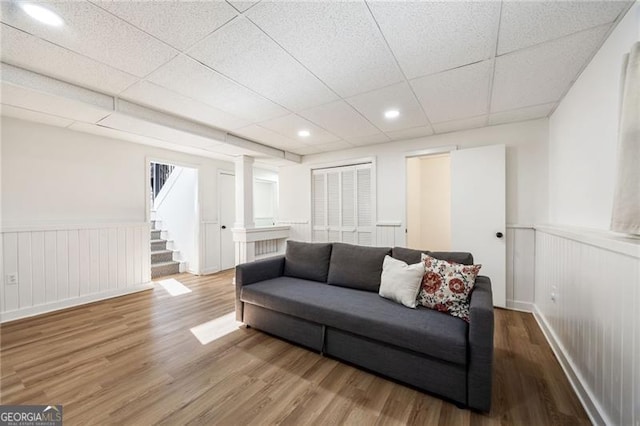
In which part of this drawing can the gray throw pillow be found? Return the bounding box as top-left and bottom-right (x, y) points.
(283, 240), (333, 282)
(327, 243), (391, 292)
(391, 246), (474, 265)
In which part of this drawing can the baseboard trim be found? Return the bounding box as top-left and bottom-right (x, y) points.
(0, 283), (154, 323)
(200, 266), (221, 275)
(532, 305), (608, 426)
(505, 300), (533, 312)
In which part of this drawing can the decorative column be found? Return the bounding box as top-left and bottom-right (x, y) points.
(234, 155), (254, 230)
(233, 155), (254, 265)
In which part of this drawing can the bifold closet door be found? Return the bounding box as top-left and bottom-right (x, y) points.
(311, 164), (374, 246)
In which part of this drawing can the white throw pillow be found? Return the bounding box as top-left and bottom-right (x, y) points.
(379, 255), (425, 308)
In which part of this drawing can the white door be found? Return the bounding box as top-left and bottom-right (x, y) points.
(219, 173), (235, 270)
(450, 145), (506, 307)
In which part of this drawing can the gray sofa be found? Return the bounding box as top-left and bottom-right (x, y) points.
(235, 241), (494, 412)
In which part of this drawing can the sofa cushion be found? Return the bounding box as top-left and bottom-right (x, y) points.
(283, 241), (332, 283)
(241, 276), (468, 364)
(392, 246), (474, 265)
(327, 243), (391, 292)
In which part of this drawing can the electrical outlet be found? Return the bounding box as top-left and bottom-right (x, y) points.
(6, 274), (18, 285)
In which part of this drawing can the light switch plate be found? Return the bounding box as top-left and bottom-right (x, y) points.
(6, 274), (18, 285)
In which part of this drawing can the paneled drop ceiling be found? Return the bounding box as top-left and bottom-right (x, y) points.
(0, 0), (633, 160)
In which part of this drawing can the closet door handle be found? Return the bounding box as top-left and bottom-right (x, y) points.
(496, 232), (503, 238)
(221, 225), (227, 230)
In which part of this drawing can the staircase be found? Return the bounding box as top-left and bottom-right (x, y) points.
(150, 219), (180, 279)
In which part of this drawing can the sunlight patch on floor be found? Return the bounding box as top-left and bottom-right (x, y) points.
(190, 312), (241, 345)
(157, 278), (192, 296)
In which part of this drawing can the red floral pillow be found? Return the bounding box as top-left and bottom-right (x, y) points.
(417, 254), (481, 322)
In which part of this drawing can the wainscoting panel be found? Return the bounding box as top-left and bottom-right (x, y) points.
(534, 227), (640, 426)
(277, 220), (311, 242)
(505, 226), (535, 311)
(201, 221), (220, 275)
(1, 223), (152, 322)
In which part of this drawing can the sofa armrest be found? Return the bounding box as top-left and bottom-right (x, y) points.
(467, 276), (494, 412)
(235, 256), (285, 321)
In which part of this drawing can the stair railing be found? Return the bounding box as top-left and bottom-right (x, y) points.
(150, 163), (175, 204)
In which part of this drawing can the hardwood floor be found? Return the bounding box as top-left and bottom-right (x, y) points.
(0, 270), (589, 425)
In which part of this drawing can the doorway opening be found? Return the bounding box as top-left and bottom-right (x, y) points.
(148, 160), (199, 278)
(406, 154), (451, 251)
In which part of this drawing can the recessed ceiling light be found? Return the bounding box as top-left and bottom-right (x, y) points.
(20, 3), (64, 27)
(384, 109), (400, 119)
(298, 130), (310, 137)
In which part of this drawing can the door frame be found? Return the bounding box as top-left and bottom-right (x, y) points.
(144, 156), (201, 274)
(217, 169), (235, 271)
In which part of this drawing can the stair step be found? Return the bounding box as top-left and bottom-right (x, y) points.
(151, 249), (173, 263)
(151, 229), (162, 239)
(150, 239), (167, 251)
(151, 261), (180, 279)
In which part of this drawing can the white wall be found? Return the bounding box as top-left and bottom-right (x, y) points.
(1, 117), (233, 227)
(548, 3), (640, 229)
(1, 116), (234, 320)
(279, 118), (549, 243)
(406, 155), (451, 251)
(539, 4), (640, 425)
(154, 166), (199, 273)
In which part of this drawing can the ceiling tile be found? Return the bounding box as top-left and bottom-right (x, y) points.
(347, 82), (430, 132)
(120, 81), (249, 130)
(93, 0), (238, 51)
(368, 1), (500, 78)
(148, 55), (288, 122)
(258, 113), (341, 145)
(1, 24), (138, 94)
(227, 1), (259, 13)
(1, 104), (74, 128)
(385, 126), (434, 141)
(432, 115), (488, 134)
(491, 25), (609, 112)
(411, 60), (493, 124)
(189, 17), (337, 111)
(346, 132), (392, 147)
(299, 100), (381, 139)
(0, 1), (177, 77)
(498, 1), (630, 55)
(233, 124), (303, 150)
(489, 103), (555, 126)
(247, 1), (403, 97)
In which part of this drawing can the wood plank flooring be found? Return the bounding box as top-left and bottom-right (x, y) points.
(0, 270), (590, 425)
